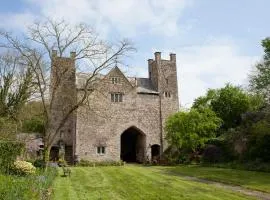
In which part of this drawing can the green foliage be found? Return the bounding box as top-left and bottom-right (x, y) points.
(78, 159), (125, 167)
(246, 119), (270, 162)
(193, 84), (262, 129)
(249, 37), (270, 98)
(262, 37), (270, 60)
(192, 89), (218, 109)
(165, 108), (222, 152)
(0, 141), (25, 174)
(0, 53), (34, 120)
(19, 101), (46, 134)
(33, 159), (46, 168)
(12, 161), (36, 175)
(0, 167), (58, 200)
(0, 117), (18, 140)
(22, 118), (45, 133)
(203, 138), (235, 163)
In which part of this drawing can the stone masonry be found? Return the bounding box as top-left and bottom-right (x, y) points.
(50, 52), (179, 163)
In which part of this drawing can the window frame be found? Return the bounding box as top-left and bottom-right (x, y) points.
(164, 91), (171, 98)
(111, 93), (123, 102)
(111, 77), (121, 84)
(97, 146), (106, 155)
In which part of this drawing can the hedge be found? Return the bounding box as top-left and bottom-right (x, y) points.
(0, 141), (25, 174)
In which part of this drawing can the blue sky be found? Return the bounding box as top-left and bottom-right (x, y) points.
(0, 0), (269, 107)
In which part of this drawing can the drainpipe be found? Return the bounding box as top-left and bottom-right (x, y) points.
(159, 92), (163, 155)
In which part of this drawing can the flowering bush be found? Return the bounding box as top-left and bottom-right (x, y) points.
(12, 161), (36, 175)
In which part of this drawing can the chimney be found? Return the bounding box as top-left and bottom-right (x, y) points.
(52, 50), (57, 58)
(170, 53), (176, 62)
(154, 52), (161, 61)
(70, 52), (76, 59)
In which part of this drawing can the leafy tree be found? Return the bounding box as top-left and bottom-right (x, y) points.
(19, 101), (45, 134)
(0, 53), (34, 120)
(165, 108), (222, 152)
(249, 37), (270, 99)
(192, 84), (263, 129)
(247, 119), (270, 162)
(262, 37), (270, 60)
(192, 89), (218, 109)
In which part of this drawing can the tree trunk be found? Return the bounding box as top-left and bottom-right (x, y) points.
(43, 145), (51, 170)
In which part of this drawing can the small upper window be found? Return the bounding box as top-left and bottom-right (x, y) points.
(164, 91), (171, 98)
(166, 78), (169, 85)
(60, 130), (64, 139)
(111, 77), (121, 84)
(111, 93), (123, 102)
(97, 146), (105, 155)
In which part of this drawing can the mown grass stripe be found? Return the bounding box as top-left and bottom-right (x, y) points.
(52, 165), (257, 200)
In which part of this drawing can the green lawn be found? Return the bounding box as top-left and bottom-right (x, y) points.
(52, 165), (259, 200)
(164, 165), (270, 193)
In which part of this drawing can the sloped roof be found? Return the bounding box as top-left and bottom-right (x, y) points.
(76, 67), (159, 94)
(136, 78), (159, 94)
(76, 72), (104, 89)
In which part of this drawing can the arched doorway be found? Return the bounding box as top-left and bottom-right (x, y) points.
(151, 144), (160, 162)
(121, 127), (146, 163)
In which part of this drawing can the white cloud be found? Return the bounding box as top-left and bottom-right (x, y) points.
(23, 0), (191, 37)
(174, 39), (259, 107)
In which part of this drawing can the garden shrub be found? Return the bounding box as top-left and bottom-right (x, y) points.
(0, 141), (25, 174)
(12, 161), (36, 175)
(162, 146), (195, 165)
(246, 135), (270, 162)
(33, 159), (45, 168)
(204, 138), (235, 162)
(202, 144), (222, 163)
(0, 167), (58, 200)
(22, 117), (45, 133)
(78, 159), (125, 167)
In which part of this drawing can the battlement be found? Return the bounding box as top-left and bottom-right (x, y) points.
(51, 50), (76, 59)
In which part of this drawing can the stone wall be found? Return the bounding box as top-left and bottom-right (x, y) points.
(75, 67), (161, 161)
(75, 53), (179, 162)
(50, 51), (76, 148)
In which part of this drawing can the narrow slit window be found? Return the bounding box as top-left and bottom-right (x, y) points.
(164, 91), (171, 98)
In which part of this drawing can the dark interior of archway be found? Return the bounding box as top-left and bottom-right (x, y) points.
(50, 146), (59, 161)
(151, 145), (160, 160)
(121, 128), (142, 163)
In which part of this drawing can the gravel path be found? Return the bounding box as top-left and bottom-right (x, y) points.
(179, 175), (270, 200)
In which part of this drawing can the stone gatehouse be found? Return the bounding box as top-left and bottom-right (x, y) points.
(50, 51), (179, 163)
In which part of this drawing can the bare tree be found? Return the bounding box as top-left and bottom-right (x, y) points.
(0, 19), (134, 164)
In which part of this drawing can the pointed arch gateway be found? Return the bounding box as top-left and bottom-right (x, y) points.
(120, 126), (146, 163)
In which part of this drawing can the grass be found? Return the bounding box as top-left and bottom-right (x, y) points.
(164, 165), (270, 193)
(52, 165), (258, 200)
(0, 167), (57, 200)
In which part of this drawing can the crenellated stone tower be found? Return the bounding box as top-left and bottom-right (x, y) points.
(49, 50), (76, 163)
(148, 52), (179, 151)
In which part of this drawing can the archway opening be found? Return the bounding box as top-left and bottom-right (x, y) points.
(151, 144), (160, 162)
(121, 127), (146, 163)
(50, 146), (59, 161)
